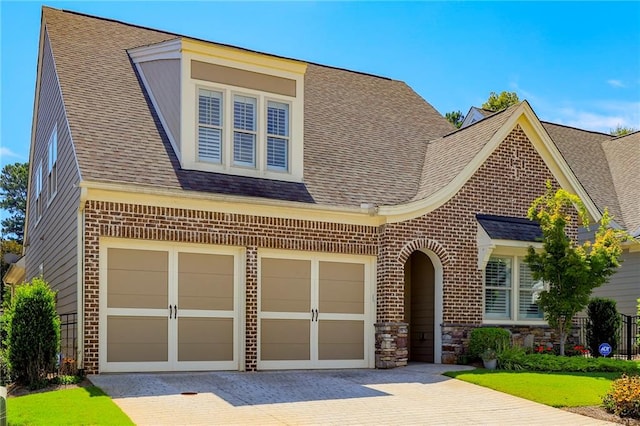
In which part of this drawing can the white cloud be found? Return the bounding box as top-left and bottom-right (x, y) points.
(547, 101), (640, 133)
(607, 79), (626, 88)
(0, 146), (22, 159)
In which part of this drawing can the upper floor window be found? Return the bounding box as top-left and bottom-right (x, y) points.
(47, 126), (58, 201)
(196, 87), (292, 174)
(35, 161), (43, 221)
(484, 255), (543, 322)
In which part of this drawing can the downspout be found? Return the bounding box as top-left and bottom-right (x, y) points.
(76, 187), (88, 373)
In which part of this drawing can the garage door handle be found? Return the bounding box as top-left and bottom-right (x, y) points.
(174, 305), (177, 319)
(169, 305), (173, 319)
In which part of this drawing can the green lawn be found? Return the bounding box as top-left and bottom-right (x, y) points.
(445, 370), (619, 407)
(7, 385), (134, 426)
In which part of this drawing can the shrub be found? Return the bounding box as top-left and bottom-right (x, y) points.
(497, 351), (639, 374)
(587, 298), (621, 357)
(468, 327), (511, 360)
(603, 374), (640, 418)
(1, 277), (60, 388)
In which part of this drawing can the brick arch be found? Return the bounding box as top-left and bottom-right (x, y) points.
(397, 238), (451, 266)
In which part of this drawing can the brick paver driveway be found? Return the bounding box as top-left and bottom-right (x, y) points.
(90, 363), (612, 425)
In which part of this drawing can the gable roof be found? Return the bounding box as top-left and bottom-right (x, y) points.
(42, 7), (454, 209)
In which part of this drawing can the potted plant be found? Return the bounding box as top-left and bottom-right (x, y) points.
(481, 348), (497, 370)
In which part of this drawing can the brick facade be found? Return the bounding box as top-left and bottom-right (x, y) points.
(82, 125), (576, 373)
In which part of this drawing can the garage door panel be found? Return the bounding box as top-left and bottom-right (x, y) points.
(261, 319), (310, 361)
(319, 262), (364, 314)
(261, 259), (311, 312)
(318, 320), (364, 360)
(107, 270), (168, 309)
(178, 318), (233, 362)
(107, 316), (168, 362)
(178, 253), (234, 311)
(108, 248), (168, 272)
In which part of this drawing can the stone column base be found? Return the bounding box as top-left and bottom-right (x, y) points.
(374, 322), (408, 368)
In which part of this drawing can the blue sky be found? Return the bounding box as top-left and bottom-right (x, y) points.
(1, 1), (639, 171)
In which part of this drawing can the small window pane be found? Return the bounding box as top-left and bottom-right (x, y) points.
(267, 137), (287, 170)
(198, 90), (222, 126)
(198, 127), (222, 162)
(233, 132), (255, 166)
(518, 262), (544, 319)
(267, 101), (289, 137)
(484, 257), (511, 319)
(233, 96), (256, 131)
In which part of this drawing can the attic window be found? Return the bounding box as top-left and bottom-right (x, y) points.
(198, 89), (223, 163)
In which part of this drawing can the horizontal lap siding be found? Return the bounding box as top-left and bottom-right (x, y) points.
(591, 250), (640, 317)
(25, 31), (81, 315)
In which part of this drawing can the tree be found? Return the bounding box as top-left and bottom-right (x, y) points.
(445, 110), (465, 129)
(524, 183), (626, 355)
(610, 125), (638, 136)
(482, 91), (520, 112)
(0, 162), (28, 243)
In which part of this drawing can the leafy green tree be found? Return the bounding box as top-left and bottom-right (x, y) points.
(0, 162), (28, 243)
(1, 277), (60, 388)
(445, 110), (465, 128)
(524, 183), (626, 355)
(482, 91), (520, 112)
(610, 125), (638, 136)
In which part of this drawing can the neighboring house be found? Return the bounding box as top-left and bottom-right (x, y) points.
(460, 106), (496, 129)
(23, 7), (639, 375)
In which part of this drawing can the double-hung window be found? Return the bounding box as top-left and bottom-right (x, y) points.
(35, 162), (43, 221)
(233, 95), (257, 167)
(47, 126), (58, 200)
(484, 255), (543, 322)
(266, 101), (289, 171)
(198, 89), (223, 163)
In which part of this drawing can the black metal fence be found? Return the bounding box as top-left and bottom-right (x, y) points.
(58, 313), (77, 375)
(573, 314), (639, 360)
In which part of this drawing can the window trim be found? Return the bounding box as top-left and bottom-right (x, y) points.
(483, 252), (545, 325)
(47, 125), (58, 203)
(34, 161), (43, 223)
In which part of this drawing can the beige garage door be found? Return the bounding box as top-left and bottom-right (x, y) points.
(100, 241), (240, 373)
(258, 253), (373, 369)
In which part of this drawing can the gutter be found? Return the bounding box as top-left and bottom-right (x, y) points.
(76, 186), (88, 373)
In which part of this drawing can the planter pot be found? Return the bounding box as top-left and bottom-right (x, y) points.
(482, 358), (497, 370)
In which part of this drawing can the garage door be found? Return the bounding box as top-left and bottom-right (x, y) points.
(99, 239), (242, 373)
(257, 251), (375, 369)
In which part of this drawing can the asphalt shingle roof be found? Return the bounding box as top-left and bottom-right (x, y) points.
(476, 214), (543, 242)
(43, 7), (454, 208)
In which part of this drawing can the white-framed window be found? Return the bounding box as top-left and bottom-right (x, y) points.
(35, 161), (43, 221)
(47, 126), (58, 201)
(266, 100), (289, 171)
(197, 89), (223, 163)
(195, 85), (292, 174)
(232, 95), (257, 167)
(484, 255), (543, 322)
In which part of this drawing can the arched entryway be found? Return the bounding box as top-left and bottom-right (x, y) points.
(403, 250), (443, 363)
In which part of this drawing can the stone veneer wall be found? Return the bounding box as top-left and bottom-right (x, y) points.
(82, 206), (379, 373)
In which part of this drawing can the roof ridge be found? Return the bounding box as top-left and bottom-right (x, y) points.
(44, 6), (393, 82)
(540, 120), (613, 138)
(435, 103), (517, 140)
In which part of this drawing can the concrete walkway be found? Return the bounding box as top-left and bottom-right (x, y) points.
(90, 364), (613, 425)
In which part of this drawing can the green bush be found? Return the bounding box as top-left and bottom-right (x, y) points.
(1, 277), (60, 388)
(498, 351), (639, 374)
(587, 298), (621, 357)
(468, 327), (511, 360)
(603, 374), (640, 418)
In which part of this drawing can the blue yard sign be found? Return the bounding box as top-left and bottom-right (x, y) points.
(599, 343), (612, 357)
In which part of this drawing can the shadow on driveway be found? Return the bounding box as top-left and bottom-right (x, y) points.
(90, 363), (474, 406)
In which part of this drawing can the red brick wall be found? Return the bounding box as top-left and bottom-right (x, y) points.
(82, 125), (576, 372)
(82, 206), (379, 373)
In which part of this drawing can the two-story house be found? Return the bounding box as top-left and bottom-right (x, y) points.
(23, 7), (639, 375)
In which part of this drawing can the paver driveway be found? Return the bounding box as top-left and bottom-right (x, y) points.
(90, 363), (612, 425)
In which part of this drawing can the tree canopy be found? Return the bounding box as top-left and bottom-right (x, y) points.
(481, 91), (520, 112)
(0, 162), (28, 243)
(524, 183), (627, 355)
(445, 111), (465, 129)
(610, 125), (638, 136)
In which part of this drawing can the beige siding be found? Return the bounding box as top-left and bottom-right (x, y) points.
(24, 30), (81, 315)
(592, 250), (640, 317)
(139, 59), (180, 150)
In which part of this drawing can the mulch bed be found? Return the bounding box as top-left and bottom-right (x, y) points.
(563, 406), (640, 425)
(6, 378), (92, 398)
